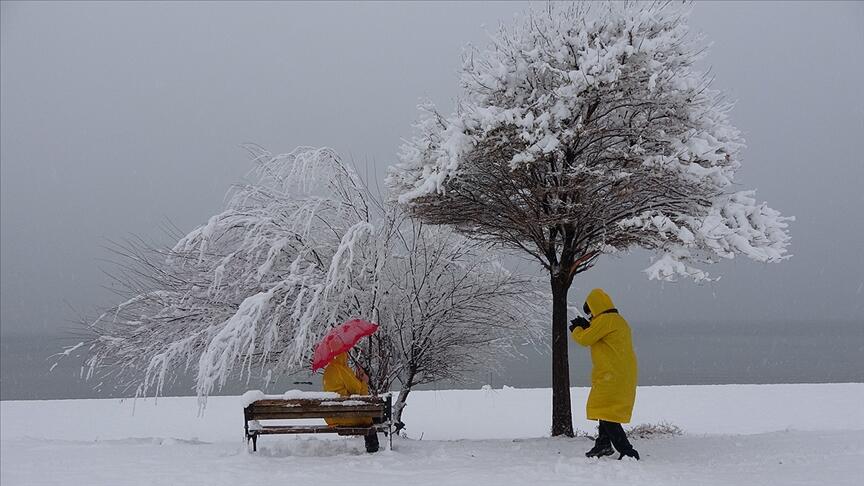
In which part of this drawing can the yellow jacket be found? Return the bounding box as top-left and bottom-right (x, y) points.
(571, 288), (638, 423)
(322, 353), (372, 427)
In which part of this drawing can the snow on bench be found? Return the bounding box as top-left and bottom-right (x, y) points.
(242, 390), (393, 451)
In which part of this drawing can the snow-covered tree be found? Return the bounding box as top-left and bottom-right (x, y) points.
(387, 2), (792, 436)
(80, 146), (543, 425)
(365, 217), (545, 429)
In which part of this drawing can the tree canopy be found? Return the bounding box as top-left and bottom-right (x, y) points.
(388, 2), (791, 283)
(387, 1), (792, 436)
(81, 147), (543, 418)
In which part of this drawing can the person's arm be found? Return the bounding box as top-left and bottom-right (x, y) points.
(571, 318), (614, 346)
(342, 367), (370, 396)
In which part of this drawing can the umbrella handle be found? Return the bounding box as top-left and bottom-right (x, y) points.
(349, 353), (368, 375)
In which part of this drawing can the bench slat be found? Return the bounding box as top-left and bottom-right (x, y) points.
(254, 425), (384, 435)
(251, 397), (384, 407)
(249, 410), (383, 420)
(248, 404), (383, 412)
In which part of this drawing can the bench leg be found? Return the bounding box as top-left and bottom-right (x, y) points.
(388, 422), (393, 451)
(252, 434), (258, 452)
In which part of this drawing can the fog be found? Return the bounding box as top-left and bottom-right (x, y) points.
(2, 2), (862, 399)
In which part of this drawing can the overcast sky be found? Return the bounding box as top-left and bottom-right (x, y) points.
(2, 1), (863, 346)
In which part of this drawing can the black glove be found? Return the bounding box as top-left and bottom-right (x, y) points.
(569, 316), (590, 332)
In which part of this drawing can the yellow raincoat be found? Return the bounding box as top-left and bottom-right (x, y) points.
(571, 288), (638, 424)
(322, 353), (372, 427)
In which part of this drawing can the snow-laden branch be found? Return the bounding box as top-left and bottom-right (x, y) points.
(78, 147), (545, 409)
(387, 1), (792, 282)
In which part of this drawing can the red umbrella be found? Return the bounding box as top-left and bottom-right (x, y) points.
(311, 318), (379, 371)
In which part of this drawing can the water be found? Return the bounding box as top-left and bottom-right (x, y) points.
(1, 320), (861, 400)
(487, 319), (864, 389)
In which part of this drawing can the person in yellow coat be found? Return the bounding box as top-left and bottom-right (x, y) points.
(322, 353), (378, 452)
(571, 288), (640, 460)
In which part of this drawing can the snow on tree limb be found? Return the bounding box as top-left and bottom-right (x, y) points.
(78, 147), (544, 409)
(387, 1), (792, 281)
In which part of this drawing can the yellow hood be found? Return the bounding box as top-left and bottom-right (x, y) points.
(585, 288), (615, 316)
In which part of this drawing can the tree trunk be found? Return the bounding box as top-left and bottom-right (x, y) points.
(550, 274), (574, 437)
(393, 387), (411, 434)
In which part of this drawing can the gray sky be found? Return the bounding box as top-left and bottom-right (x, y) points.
(2, 0), (863, 348)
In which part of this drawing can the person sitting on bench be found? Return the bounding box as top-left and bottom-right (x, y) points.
(322, 353), (379, 453)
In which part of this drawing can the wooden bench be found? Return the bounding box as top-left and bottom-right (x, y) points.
(243, 393), (393, 451)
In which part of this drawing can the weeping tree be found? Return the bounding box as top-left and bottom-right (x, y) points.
(79, 146), (543, 426)
(387, 1), (792, 436)
(366, 218), (546, 429)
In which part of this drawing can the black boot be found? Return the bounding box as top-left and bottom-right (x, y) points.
(364, 429), (379, 453)
(586, 425), (614, 458)
(585, 443), (615, 458)
(617, 448), (640, 461)
(600, 420), (640, 461)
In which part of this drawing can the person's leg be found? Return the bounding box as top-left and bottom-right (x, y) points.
(596, 422), (612, 448)
(364, 428), (380, 453)
(585, 421), (614, 457)
(605, 421), (639, 460)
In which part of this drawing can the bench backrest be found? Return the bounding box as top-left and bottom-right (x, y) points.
(245, 395), (389, 421)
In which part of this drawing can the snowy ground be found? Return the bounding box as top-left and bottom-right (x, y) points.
(2, 383), (863, 485)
